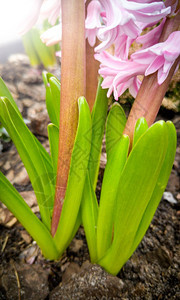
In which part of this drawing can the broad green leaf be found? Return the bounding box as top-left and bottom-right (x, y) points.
(88, 77), (108, 190)
(42, 71), (60, 127)
(49, 77), (60, 126)
(97, 134), (129, 260)
(106, 103), (126, 160)
(54, 97), (92, 254)
(0, 97), (54, 230)
(22, 31), (41, 66)
(0, 171), (59, 260)
(98, 121), (168, 274)
(81, 173), (98, 262)
(34, 137), (52, 173)
(130, 121), (176, 255)
(48, 123), (59, 177)
(42, 71), (55, 85)
(133, 117), (148, 147)
(0, 77), (52, 170)
(0, 77), (22, 118)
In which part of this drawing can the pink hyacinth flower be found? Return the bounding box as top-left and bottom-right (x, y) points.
(40, 0), (61, 26)
(16, 0), (43, 35)
(136, 18), (166, 49)
(95, 31), (180, 99)
(85, 0), (102, 47)
(94, 0), (171, 53)
(41, 24), (61, 46)
(132, 31), (180, 84)
(95, 51), (145, 99)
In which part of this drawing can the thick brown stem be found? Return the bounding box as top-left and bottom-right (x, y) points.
(86, 40), (100, 112)
(124, 11), (180, 144)
(123, 57), (179, 143)
(85, 0), (100, 112)
(51, 0), (86, 236)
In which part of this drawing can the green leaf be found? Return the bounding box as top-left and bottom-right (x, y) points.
(88, 77), (108, 190)
(54, 97), (92, 254)
(0, 77), (22, 118)
(106, 103), (126, 160)
(0, 171), (59, 260)
(22, 31), (41, 66)
(129, 121), (176, 255)
(0, 77), (52, 171)
(98, 121), (168, 274)
(0, 97), (54, 230)
(97, 134), (129, 260)
(30, 28), (56, 67)
(133, 117), (148, 147)
(81, 173), (98, 262)
(48, 123), (59, 177)
(49, 77), (60, 126)
(42, 71), (60, 127)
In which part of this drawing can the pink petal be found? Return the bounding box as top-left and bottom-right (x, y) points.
(145, 56), (164, 76)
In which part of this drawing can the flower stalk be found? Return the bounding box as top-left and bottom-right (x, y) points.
(86, 40), (99, 112)
(51, 0), (86, 236)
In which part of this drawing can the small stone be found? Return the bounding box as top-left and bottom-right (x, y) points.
(6, 217), (17, 228)
(162, 97), (179, 112)
(3, 161), (11, 171)
(6, 169), (14, 183)
(22, 98), (34, 107)
(163, 192), (177, 204)
(17, 82), (45, 101)
(100, 152), (107, 169)
(8, 53), (30, 64)
(1, 262), (49, 299)
(0, 160), (4, 167)
(28, 102), (49, 137)
(0, 206), (16, 227)
(176, 193), (180, 200)
(173, 160), (179, 171)
(62, 263), (81, 283)
(19, 191), (38, 208)
(69, 239), (83, 253)
(14, 168), (30, 185)
(19, 244), (40, 264)
(20, 231), (32, 244)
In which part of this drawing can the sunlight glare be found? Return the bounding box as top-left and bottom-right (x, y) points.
(0, 0), (25, 44)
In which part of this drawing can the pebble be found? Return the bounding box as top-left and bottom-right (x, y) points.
(163, 192), (177, 204)
(20, 230), (32, 244)
(100, 152), (107, 169)
(22, 98), (35, 107)
(3, 161), (11, 171)
(69, 239), (83, 253)
(19, 191), (38, 208)
(6, 169), (14, 182)
(17, 81), (45, 101)
(176, 193), (180, 200)
(14, 167), (30, 185)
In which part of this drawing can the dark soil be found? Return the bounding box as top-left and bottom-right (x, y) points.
(0, 55), (180, 300)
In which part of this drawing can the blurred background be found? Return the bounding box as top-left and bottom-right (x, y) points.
(0, 0), (24, 62)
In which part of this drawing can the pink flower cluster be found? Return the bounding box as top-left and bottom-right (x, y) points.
(86, 0), (180, 99)
(17, 0), (180, 99)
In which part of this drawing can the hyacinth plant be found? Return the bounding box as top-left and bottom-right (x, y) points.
(0, 0), (179, 275)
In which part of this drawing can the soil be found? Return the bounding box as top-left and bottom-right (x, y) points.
(0, 55), (180, 300)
